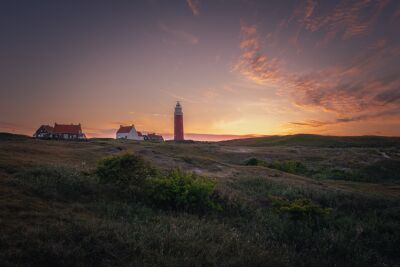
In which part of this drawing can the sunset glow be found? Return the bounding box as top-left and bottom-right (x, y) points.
(1, 0), (399, 139)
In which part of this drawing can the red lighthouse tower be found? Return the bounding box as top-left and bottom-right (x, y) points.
(174, 101), (184, 141)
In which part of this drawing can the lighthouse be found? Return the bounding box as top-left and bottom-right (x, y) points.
(174, 101), (184, 141)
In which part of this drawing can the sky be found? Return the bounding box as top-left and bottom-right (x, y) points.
(0, 0), (399, 140)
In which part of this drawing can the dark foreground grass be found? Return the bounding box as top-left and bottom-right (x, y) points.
(229, 176), (400, 266)
(2, 163), (291, 267)
(1, 155), (400, 266)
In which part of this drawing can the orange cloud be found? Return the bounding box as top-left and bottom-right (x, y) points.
(291, 109), (400, 128)
(234, 22), (283, 84)
(186, 0), (200, 16)
(235, 22), (400, 132)
(292, 0), (389, 43)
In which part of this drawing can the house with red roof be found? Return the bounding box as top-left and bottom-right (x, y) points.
(33, 123), (86, 140)
(33, 125), (54, 139)
(116, 125), (144, 140)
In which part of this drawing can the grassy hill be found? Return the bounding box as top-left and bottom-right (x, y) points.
(222, 134), (400, 147)
(0, 134), (399, 266)
(0, 132), (31, 141)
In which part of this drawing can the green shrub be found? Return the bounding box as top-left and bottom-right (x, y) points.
(268, 160), (308, 175)
(147, 169), (221, 213)
(95, 154), (222, 213)
(96, 154), (156, 188)
(244, 157), (260, 166)
(311, 168), (353, 180)
(271, 197), (332, 222)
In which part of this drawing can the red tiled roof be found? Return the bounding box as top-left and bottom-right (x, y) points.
(53, 124), (82, 134)
(137, 131), (142, 136)
(43, 125), (54, 133)
(34, 125), (54, 136)
(117, 126), (133, 134)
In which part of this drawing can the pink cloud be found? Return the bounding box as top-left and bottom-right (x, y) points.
(235, 22), (400, 130)
(186, 0), (200, 16)
(291, 109), (400, 128)
(234, 22), (284, 84)
(291, 0), (390, 44)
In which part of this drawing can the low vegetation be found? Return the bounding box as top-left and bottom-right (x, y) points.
(244, 157), (400, 183)
(147, 169), (221, 213)
(0, 136), (399, 266)
(96, 154), (220, 213)
(224, 134), (400, 147)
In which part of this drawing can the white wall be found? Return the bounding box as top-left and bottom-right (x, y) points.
(116, 128), (143, 140)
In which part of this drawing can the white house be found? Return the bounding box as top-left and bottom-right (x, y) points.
(116, 125), (144, 140)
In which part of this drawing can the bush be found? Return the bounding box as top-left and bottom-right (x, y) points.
(268, 160), (308, 175)
(147, 169), (221, 213)
(271, 197), (332, 224)
(244, 157), (260, 166)
(95, 154), (222, 213)
(311, 168), (353, 180)
(96, 154), (156, 191)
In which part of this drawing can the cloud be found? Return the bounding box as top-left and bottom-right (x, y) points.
(159, 23), (199, 45)
(304, 0), (317, 19)
(373, 87), (400, 105)
(235, 22), (400, 131)
(289, 120), (330, 128)
(186, 0), (200, 16)
(290, 0), (390, 44)
(289, 75), (400, 124)
(369, 39), (387, 49)
(291, 109), (400, 128)
(290, 70), (400, 115)
(234, 22), (283, 84)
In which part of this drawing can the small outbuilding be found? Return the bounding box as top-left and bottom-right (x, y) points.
(143, 133), (164, 141)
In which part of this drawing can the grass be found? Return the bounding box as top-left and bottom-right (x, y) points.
(243, 157), (400, 183)
(228, 176), (400, 266)
(0, 132), (31, 141)
(0, 135), (399, 266)
(223, 134), (400, 147)
(1, 165), (289, 267)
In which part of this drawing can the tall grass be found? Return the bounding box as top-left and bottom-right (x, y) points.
(2, 154), (399, 267)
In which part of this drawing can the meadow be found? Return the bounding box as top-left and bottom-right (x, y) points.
(0, 133), (399, 267)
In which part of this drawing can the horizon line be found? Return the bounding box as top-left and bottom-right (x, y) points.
(2, 131), (400, 142)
